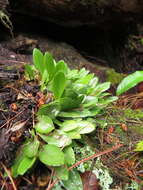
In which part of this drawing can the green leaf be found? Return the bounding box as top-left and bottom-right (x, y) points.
(61, 120), (80, 132)
(60, 97), (83, 111)
(60, 89), (84, 110)
(52, 183), (63, 190)
(52, 72), (66, 99)
(61, 119), (95, 134)
(41, 70), (49, 87)
(43, 52), (56, 80)
(63, 146), (75, 165)
(55, 166), (69, 180)
(56, 60), (68, 74)
(75, 74), (94, 85)
(67, 69), (79, 79)
(98, 96), (118, 105)
(25, 64), (35, 80)
(73, 83), (88, 94)
(93, 82), (111, 96)
(38, 130), (72, 147)
(35, 115), (54, 134)
(83, 96), (98, 108)
(33, 48), (44, 75)
(78, 121), (96, 134)
(62, 170), (83, 190)
(134, 141), (143, 151)
(58, 107), (101, 118)
(89, 77), (98, 87)
(23, 138), (40, 158)
(12, 153), (25, 177)
(116, 71), (143, 95)
(17, 157), (36, 175)
(39, 144), (65, 166)
(99, 92), (111, 98)
(66, 130), (81, 139)
(78, 68), (89, 78)
(62, 88), (78, 99)
(37, 101), (60, 118)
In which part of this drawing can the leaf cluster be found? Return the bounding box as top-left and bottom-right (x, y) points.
(12, 48), (117, 188)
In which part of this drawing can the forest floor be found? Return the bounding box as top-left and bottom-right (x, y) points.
(0, 32), (143, 190)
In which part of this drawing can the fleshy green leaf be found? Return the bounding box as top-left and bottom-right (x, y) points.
(39, 144), (65, 166)
(61, 120), (80, 132)
(12, 153), (25, 177)
(83, 96), (98, 108)
(62, 88), (78, 99)
(98, 96), (118, 105)
(55, 166), (69, 180)
(25, 64), (35, 80)
(73, 83), (88, 94)
(67, 69), (79, 79)
(89, 77), (98, 87)
(56, 60), (68, 74)
(52, 72), (66, 99)
(43, 52), (56, 80)
(38, 130), (72, 147)
(78, 68), (89, 78)
(35, 115), (54, 134)
(40, 70), (49, 89)
(23, 138), (40, 158)
(75, 74), (94, 85)
(37, 102), (60, 118)
(58, 107), (101, 118)
(60, 96), (83, 111)
(17, 157), (36, 175)
(33, 48), (44, 75)
(66, 130), (81, 139)
(63, 146), (75, 165)
(93, 82), (111, 96)
(61, 119), (95, 134)
(78, 121), (96, 134)
(116, 71), (143, 95)
(62, 170), (83, 190)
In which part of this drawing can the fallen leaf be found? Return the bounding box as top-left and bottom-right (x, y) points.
(121, 124), (128, 132)
(81, 171), (100, 190)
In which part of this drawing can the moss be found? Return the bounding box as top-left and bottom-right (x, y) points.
(105, 107), (143, 145)
(123, 108), (143, 120)
(106, 69), (125, 84)
(106, 106), (143, 126)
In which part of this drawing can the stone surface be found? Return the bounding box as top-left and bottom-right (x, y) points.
(10, 0), (143, 27)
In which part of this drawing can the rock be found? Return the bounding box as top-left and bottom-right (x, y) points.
(10, 0), (143, 27)
(0, 0), (9, 11)
(1, 34), (117, 82)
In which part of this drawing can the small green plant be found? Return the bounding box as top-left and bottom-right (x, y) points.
(116, 71), (143, 95)
(12, 48), (117, 188)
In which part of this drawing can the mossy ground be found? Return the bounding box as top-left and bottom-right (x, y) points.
(106, 106), (143, 143)
(75, 105), (143, 189)
(101, 106), (143, 188)
(106, 69), (125, 84)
